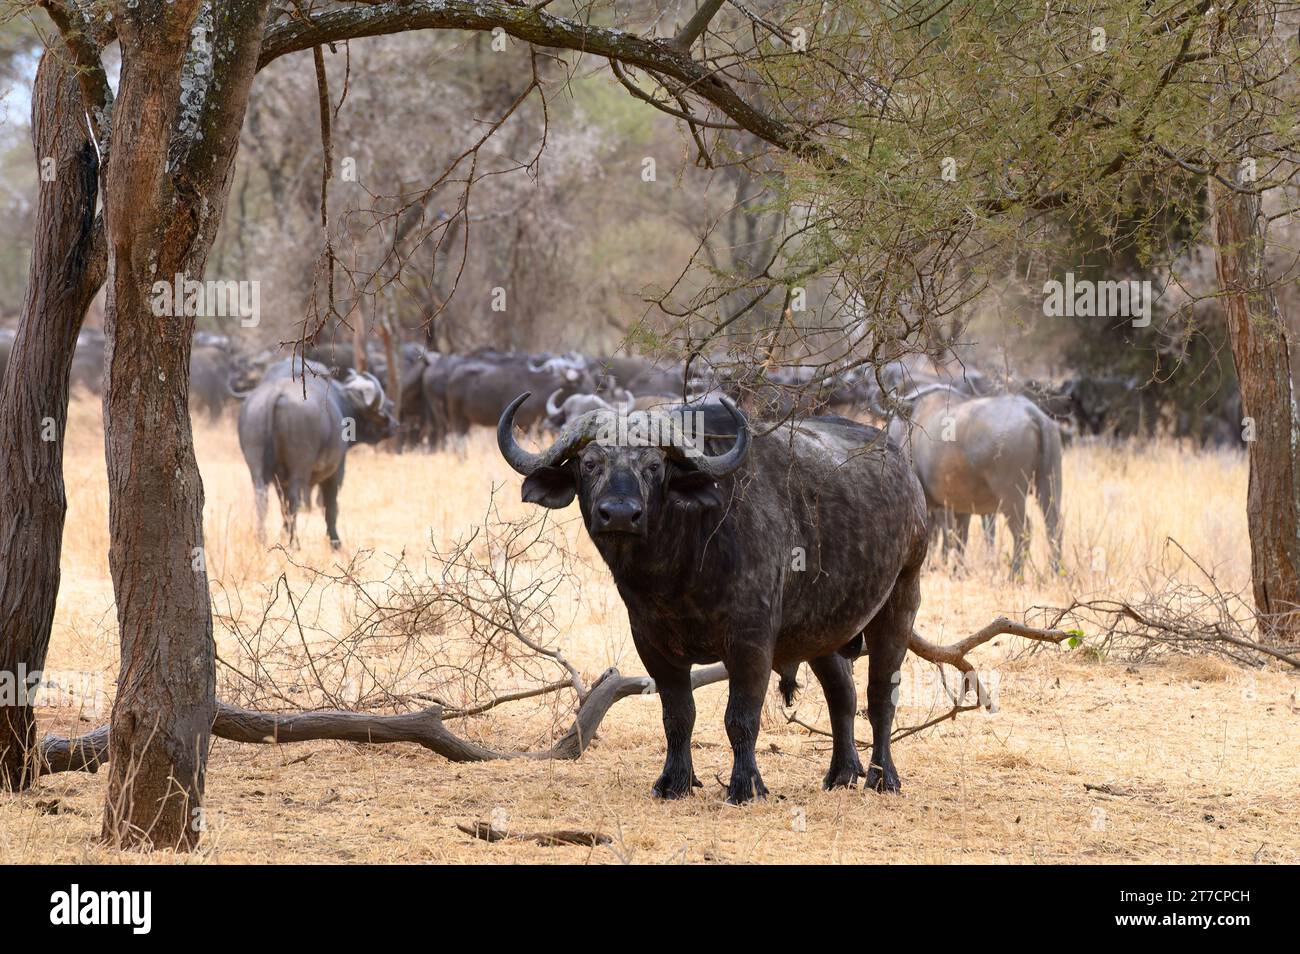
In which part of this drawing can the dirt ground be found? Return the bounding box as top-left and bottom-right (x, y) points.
(1, 397), (1295, 864)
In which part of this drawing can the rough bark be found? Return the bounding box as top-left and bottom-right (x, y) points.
(0, 47), (105, 790)
(98, 0), (272, 850)
(1212, 183), (1300, 639)
(1208, 5), (1300, 642)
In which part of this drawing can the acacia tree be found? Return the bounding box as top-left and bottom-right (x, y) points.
(677, 0), (1298, 629)
(4, 0), (836, 849)
(2, 0), (1295, 850)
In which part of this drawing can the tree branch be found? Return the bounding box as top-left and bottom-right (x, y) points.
(40, 617), (1074, 778)
(38, 665), (732, 775)
(37, 0), (114, 151)
(673, 0), (725, 49)
(257, 0), (817, 158)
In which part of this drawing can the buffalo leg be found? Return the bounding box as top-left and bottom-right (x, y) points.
(1004, 495), (1029, 576)
(808, 653), (863, 789)
(321, 465), (344, 549)
(722, 640), (773, 804)
(282, 475), (310, 548)
(952, 512), (971, 553)
(631, 629), (700, 798)
(650, 664), (700, 799)
(862, 564), (920, 793)
(252, 481), (268, 544)
(270, 477), (292, 545)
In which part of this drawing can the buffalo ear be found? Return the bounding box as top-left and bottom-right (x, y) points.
(666, 467), (723, 511)
(521, 465), (577, 509)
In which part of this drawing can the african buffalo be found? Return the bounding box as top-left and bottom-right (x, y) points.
(445, 354), (595, 434)
(238, 367), (397, 548)
(499, 393), (928, 802)
(891, 385), (1062, 574)
(418, 351), (466, 449)
(392, 344), (432, 449)
(189, 345), (233, 421)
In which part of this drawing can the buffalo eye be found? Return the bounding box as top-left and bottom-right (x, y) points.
(582, 458), (600, 473)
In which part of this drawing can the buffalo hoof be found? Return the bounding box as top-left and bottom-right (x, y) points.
(725, 770), (769, 805)
(865, 761), (901, 794)
(652, 771), (701, 800)
(822, 754), (865, 790)
(329, 538), (341, 550)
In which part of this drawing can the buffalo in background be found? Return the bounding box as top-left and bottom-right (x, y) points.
(888, 383), (1063, 574)
(237, 366), (397, 548)
(442, 351), (596, 436)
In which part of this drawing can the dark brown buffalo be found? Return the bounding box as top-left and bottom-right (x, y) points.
(499, 394), (928, 802)
(445, 354), (594, 434)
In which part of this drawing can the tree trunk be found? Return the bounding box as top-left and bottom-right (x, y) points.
(0, 50), (105, 790)
(100, 0), (270, 850)
(1208, 3), (1300, 643)
(1211, 180), (1300, 639)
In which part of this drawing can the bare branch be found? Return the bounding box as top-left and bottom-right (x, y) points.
(673, 0), (725, 49)
(257, 0), (818, 157)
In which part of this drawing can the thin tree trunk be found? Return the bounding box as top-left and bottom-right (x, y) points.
(0, 50), (105, 790)
(1209, 2), (1300, 642)
(1211, 180), (1300, 639)
(100, 0), (271, 849)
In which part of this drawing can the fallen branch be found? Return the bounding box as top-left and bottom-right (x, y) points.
(38, 614), (1061, 776)
(787, 617), (1075, 745)
(38, 664), (732, 776)
(1037, 540), (1300, 669)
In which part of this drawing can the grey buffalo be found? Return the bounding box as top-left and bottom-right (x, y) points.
(238, 367), (397, 548)
(499, 393), (928, 802)
(189, 345), (234, 421)
(891, 385), (1062, 574)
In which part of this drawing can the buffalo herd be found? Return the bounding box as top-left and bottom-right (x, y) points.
(29, 330), (1240, 565)
(16, 327), (1244, 799)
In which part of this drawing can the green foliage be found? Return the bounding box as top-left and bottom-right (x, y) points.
(764, 0), (1295, 374)
(567, 72), (662, 149)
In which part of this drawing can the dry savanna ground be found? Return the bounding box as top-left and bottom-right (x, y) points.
(1, 394), (1296, 865)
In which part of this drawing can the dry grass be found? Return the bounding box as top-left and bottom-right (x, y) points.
(1, 396), (1296, 864)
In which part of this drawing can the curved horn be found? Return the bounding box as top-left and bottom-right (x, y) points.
(226, 376), (255, 400)
(681, 396), (750, 478)
(498, 393), (541, 474)
(899, 381), (963, 404)
(498, 392), (608, 476)
(546, 388), (564, 418)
